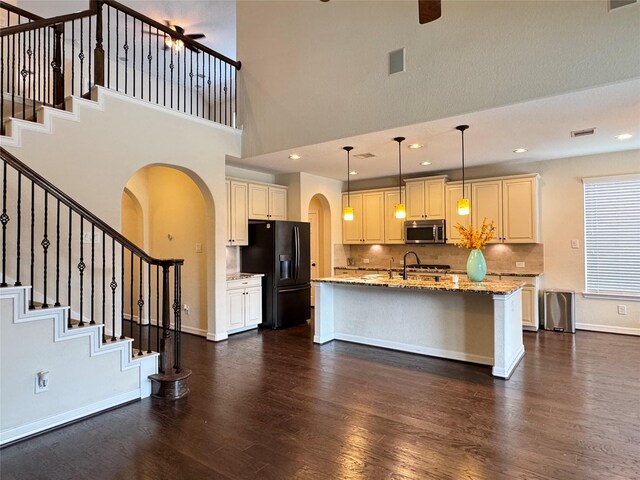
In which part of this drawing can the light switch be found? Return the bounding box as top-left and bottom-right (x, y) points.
(363, 258), (370, 264)
(516, 262), (525, 268)
(195, 243), (202, 253)
(571, 239), (579, 249)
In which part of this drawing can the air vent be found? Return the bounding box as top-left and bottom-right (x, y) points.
(609, 0), (637, 10)
(354, 153), (376, 159)
(571, 128), (596, 138)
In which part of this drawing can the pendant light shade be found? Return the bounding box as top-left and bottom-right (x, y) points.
(343, 146), (354, 221)
(394, 137), (406, 219)
(456, 125), (470, 216)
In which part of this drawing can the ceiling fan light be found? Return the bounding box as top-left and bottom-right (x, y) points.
(343, 207), (354, 222)
(457, 198), (470, 216)
(395, 203), (406, 219)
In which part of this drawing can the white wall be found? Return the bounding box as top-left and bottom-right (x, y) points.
(4, 88), (241, 342)
(237, 0), (640, 158)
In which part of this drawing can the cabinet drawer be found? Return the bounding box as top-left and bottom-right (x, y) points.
(227, 277), (262, 290)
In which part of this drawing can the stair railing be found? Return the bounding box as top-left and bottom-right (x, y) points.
(0, 0), (241, 134)
(1, 146), (184, 374)
(1, 2), (44, 27)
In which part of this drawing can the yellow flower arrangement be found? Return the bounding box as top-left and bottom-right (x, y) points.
(454, 218), (496, 250)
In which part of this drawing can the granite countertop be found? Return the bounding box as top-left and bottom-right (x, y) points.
(334, 265), (542, 277)
(226, 273), (264, 281)
(314, 275), (525, 295)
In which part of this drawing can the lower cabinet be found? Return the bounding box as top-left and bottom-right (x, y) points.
(502, 275), (540, 331)
(227, 276), (263, 334)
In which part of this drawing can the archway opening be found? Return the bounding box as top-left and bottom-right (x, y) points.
(308, 194), (332, 306)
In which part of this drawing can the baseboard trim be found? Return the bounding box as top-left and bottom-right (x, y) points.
(0, 389), (140, 446)
(207, 332), (228, 342)
(333, 333), (493, 366)
(492, 345), (525, 379)
(228, 324), (258, 335)
(576, 323), (640, 336)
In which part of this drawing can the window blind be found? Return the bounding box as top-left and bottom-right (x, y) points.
(583, 175), (640, 296)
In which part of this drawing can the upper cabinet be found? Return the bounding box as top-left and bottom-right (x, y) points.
(384, 189), (405, 244)
(248, 183), (288, 220)
(455, 174), (540, 244)
(405, 176), (447, 220)
(342, 191), (385, 244)
(226, 180), (249, 246)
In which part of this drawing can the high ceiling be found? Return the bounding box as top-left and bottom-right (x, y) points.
(16, 1), (640, 181)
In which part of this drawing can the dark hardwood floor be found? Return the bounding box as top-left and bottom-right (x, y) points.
(2, 324), (639, 480)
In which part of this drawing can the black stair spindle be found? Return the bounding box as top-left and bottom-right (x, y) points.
(88, 14), (92, 92)
(123, 13), (128, 94)
(1, 36), (4, 134)
(147, 24), (152, 103)
(11, 34), (16, 119)
(189, 49), (193, 115)
(115, 9), (119, 91)
(78, 216), (85, 326)
(208, 55), (211, 121)
(41, 191), (49, 308)
(137, 257), (143, 356)
(120, 245), (124, 339)
(15, 172), (22, 286)
(21, 31), (26, 120)
(130, 250), (134, 341)
(169, 44), (173, 109)
(29, 181), (34, 309)
(147, 261), (152, 353)
(107, 5), (110, 88)
(102, 230), (106, 342)
(71, 19), (75, 96)
(54, 199), (60, 305)
(90, 223), (95, 324)
(156, 265), (160, 353)
(29, 30), (35, 120)
(0, 161), (8, 287)
(67, 208), (72, 327)
(110, 237), (117, 341)
(176, 48), (180, 111)
(172, 265), (178, 370)
(139, 19), (143, 101)
(79, 16), (84, 96)
(132, 18), (136, 98)
(183, 45), (186, 112)
(234, 64), (238, 128)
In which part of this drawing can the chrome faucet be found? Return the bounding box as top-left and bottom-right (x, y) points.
(403, 251), (421, 280)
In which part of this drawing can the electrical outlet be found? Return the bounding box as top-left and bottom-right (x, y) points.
(618, 305), (627, 315)
(363, 258), (370, 264)
(183, 304), (190, 314)
(195, 243), (202, 253)
(571, 239), (580, 249)
(516, 262), (525, 268)
(35, 371), (49, 394)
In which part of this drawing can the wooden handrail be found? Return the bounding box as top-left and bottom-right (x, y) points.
(0, 147), (183, 267)
(0, 1), (44, 21)
(0, 8), (93, 36)
(101, 0), (241, 70)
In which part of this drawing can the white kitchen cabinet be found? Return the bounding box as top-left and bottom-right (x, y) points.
(248, 183), (288, 220)
(502, 176), (539, 243)
(226, 180), (249, 246)
(501, 275), (540, 331)
(405, 176), (447, 220)
(342, 191), (384, 244)
(445, 184), (471, 243)
(226, 276), (263, 334)
(471, 180), (503, 243)
(384, 189), (405, 244)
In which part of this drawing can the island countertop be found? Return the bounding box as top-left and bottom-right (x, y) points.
(313, 275), (524, 296)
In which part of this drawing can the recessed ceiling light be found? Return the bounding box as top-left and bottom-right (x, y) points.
(420, 161), (431, 166)
(288, 154), (301, 160)
(408, 144), (423, 149)
(616, 133), (633, 140)
(513, 148), (528, 153)
(349, 171), (358, 175)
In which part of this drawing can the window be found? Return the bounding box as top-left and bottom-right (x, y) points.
(583, 174), (640, 297)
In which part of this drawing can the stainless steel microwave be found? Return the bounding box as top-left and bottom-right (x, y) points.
(404, 219), (446, 244)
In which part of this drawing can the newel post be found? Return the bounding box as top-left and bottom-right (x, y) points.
(92, 0), (105, 87)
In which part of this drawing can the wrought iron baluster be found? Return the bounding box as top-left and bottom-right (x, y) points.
(189, 49), (193, 115)
(15, 172), (22, 286)
(147, 24), (151, 103)
(169, 45), (173, 109)
(41, 191), (49, 307)
(174, 263), (182, 373)
(213, 55), (216, 122)
(1, 36), (4, 133)
(137, 257), (143, 356)
(0, 161), (8, 287)
(22, 32), (26, 120)
(11, 34), (16, 118)
(132, 17), (136, 97)
(172, 265), (179, 371)
(102, 230), (105, 342)
(115, 9), (119, 91)
(78, 216), (85, 326)
(234, 64), (238, 128)
(110, 237), (117, 341)
(67, 208), (72, 327)
(176, 49), (180, 111)
(156, 265), (160, 353)
(183, 45), (186, 112)
(54, 199), (60, 305)
(88, 14), (92, 92)
(71, 19), (75, 96)
(208, 55), (211, 121)
(147, 262), (152, 353)
(79, 17), (84, 96)
(29, 30), (35, 119)
(29, 181), (34, 309)
(107, 5), (110, 88)
(120, 245), (124, 339)
(90, 223), (95, 324)
(130, 250), (134, 341)
(225, 62), (228, 126)
(123, 13), (128, 94)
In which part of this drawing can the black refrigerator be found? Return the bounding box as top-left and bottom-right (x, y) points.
(241, 221), (311, 329)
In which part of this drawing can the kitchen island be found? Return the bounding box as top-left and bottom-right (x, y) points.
(313, 275), (525, 379)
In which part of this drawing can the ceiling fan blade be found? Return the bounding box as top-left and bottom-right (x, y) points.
(187, 33), (206, 40)
(418, 0), (441, 24)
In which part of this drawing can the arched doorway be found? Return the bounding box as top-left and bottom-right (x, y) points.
(122, 165), (210, 337)
(308, 194), (331, 306)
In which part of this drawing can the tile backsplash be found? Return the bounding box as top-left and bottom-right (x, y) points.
(336, 243), (544, 273)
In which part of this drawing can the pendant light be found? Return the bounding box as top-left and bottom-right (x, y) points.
(393, 137), (406, 219)
(343, 146), (354, 221)
(456, 125), (470, 216)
